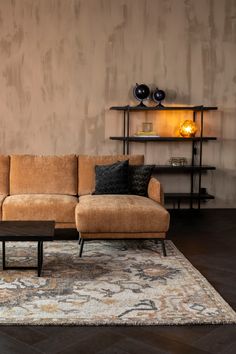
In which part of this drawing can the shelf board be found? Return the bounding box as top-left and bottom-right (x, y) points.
(110, 136), (217, 142)
(110, 105), (218, 112)
(153, 165), (216, 172)
(164, 193), (215, 201)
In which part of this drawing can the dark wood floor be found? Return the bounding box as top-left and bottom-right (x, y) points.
(0, 209), (235, 354)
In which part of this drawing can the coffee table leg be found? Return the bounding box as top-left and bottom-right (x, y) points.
(40, 241), (43, 268)
(2, 241), (6, 270)
(37, 241), (43, 277)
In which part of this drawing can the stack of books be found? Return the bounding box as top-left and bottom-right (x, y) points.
(134, 131), (160, 137)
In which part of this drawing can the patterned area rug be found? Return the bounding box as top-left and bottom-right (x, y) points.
(0, 240), (235, 325)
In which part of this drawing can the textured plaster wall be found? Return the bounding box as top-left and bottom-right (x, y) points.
(0, 0), (235, 207)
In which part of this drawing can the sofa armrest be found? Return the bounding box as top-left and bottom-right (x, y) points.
(147, 177), (164, 205)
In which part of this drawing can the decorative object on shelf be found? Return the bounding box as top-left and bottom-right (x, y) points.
(169, 157), (188, 167)
(134, 131), (160, 137)
(135, 122), (159, 137)
(152, 88), (166, 107)
(200, 187), (207, 195)
(133, 83), (150, 107)
(142, 122), (153, 132)
(179, 120), (198, 138)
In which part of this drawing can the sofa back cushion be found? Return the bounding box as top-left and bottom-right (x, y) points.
(0, 155), (10, 195)
(10, 155), (78, 195)
(78, 155), (144, 195)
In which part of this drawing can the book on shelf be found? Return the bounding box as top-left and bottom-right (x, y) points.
(134, 131), (160, 137)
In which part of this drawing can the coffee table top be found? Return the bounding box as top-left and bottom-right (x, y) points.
(0, 221), (55, 241)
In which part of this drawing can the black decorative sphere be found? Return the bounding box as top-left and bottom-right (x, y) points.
(153, 88), (166, 106)
(133, 83), (150, 103)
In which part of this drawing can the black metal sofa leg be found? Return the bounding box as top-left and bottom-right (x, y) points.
(161, 239), (167, 257)
(79, 239), (84, 257)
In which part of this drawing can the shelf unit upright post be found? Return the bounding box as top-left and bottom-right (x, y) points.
(190, 109), (204, 209)
(122, 110), (126, 154)
(110, 105), (217, 210)
(126, 108), (130, 154)
(190, 110), (196, 209)
(198, 110), (204, 209)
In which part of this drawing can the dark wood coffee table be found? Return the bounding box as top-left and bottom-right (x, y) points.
(0, 221), (55, 277)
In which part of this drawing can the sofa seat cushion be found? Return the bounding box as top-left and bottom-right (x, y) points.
(2, 194), (78, 223)
(75, 195), (170, 233)
(0, 195), (7, 221)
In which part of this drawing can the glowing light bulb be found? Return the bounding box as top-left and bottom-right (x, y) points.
(179, 120), (197, 138)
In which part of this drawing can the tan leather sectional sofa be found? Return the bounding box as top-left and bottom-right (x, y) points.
(0, 154), (170, 247)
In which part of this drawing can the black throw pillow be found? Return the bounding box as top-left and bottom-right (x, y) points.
(129, 165), (154, 196)
(93, 160), (129, 195)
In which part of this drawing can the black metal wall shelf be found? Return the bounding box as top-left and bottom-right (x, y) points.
(110, 105), (218, 112)
(153, 165), (216, 173)
(110, 136), (217, 142)
(109, 104), (218, 209)
(165, 193), (215, 209)
(165, 192), (215, 200)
